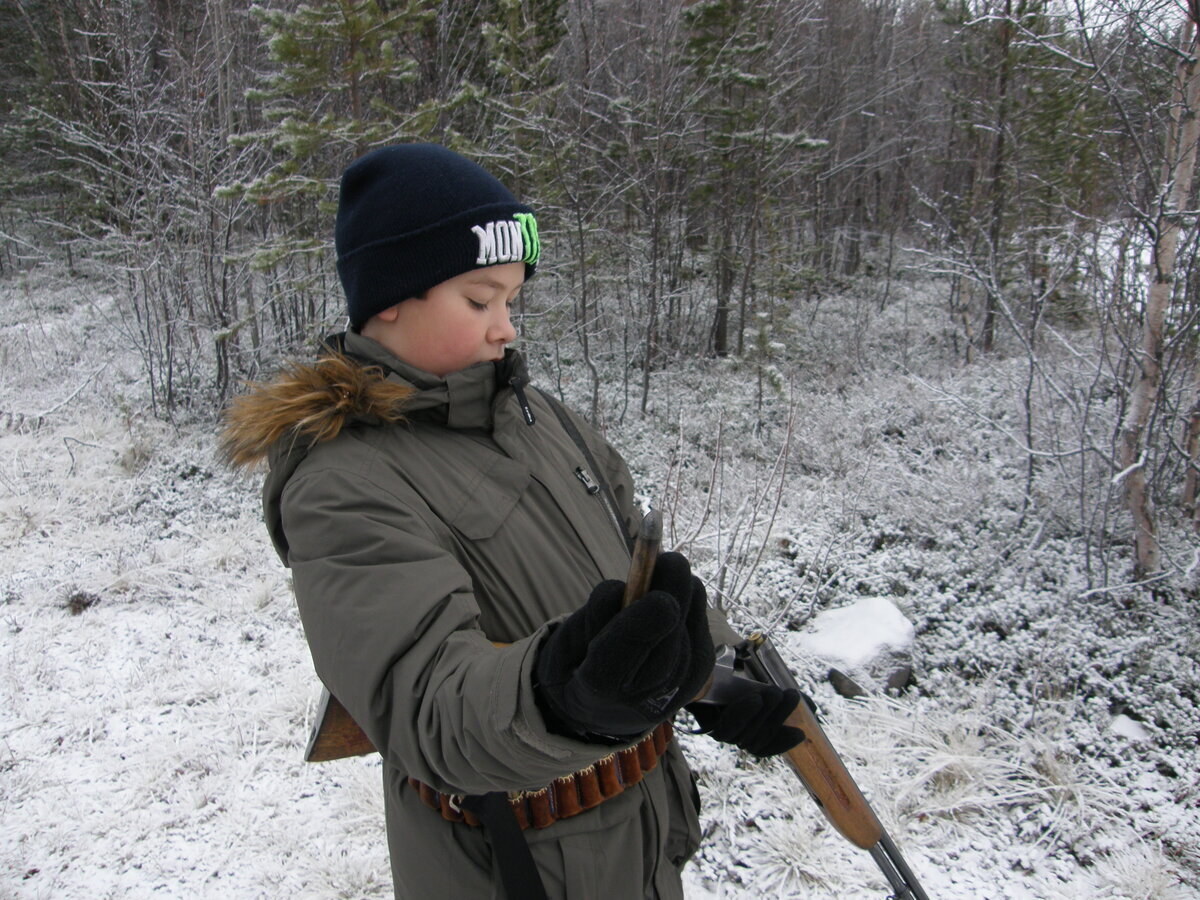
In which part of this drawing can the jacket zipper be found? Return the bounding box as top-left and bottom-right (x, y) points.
(575, 466), (629, 550)
(574, 467), (600, 494)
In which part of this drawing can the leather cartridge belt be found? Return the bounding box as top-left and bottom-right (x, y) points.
(409, 720), (674, 830)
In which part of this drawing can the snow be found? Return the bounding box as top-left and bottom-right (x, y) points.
(2, 266), (1198, 899)
(1110, 714), (1151, 743)
(794, 596), (914, 669)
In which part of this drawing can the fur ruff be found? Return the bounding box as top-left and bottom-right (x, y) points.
(221, 352), (414, 469)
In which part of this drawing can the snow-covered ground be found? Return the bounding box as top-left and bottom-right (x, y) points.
(1, 266), (1197, 899)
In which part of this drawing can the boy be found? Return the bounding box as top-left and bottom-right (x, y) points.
(224, 144), (800, 898)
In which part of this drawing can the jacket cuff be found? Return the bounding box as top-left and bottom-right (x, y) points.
(498, 621), (626, 769)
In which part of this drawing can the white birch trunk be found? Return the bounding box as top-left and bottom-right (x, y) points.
(1119, 18), (1200, 576)
(1183, 379), (1200, 526)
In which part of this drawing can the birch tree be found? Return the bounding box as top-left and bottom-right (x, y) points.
(1185, 363), (1200, 526)
(1117, 6), (1200, 575)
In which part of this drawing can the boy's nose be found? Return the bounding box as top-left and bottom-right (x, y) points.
(490, 309), (517, 344)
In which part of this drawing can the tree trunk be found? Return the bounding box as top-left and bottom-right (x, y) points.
(1183, 376), (1200, 526)
(983, 0), (1014, 354)
(712, 207), (734, 357)
(1119, 17), (1200, 576)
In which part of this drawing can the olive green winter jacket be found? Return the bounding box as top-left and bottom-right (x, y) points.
(247, 331), (733, 898)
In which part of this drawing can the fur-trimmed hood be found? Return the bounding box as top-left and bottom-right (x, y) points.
(221, 347), (415, 470)
(222, 332), (533, 565)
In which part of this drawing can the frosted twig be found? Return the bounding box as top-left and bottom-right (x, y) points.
(1076, 569), (1173, 598)
(1109, 453), (1144, 486)
(34, 363), (110, 419)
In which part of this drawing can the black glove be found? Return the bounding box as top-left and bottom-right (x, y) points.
(687, 679), (807, 758)
(534, 552), (715, 743)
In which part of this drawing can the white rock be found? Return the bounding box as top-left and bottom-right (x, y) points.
(1110, 713), (1149, 742)
(795, 596), (915, 669)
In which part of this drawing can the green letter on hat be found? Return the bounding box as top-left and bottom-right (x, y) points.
(515, 213), (540, 266)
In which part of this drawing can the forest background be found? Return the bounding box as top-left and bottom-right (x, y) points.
(3, 0), (1200, 574)
(1, 0), (1199, 897)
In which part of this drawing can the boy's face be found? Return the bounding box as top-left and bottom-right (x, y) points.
(366, 262), (524, 376)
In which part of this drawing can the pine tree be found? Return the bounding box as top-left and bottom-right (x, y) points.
(477, 0), (567, 198)
(470, 0), (567, 356)
(681, 0), (817, 357)
(933, 0), (1110, 348)
(226, 2), (431, 267)
(221, 0), (497, 345)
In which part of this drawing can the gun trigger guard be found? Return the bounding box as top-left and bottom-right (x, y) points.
(696, 643), (757, 708)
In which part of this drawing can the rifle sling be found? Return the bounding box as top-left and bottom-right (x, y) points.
(459, 793), (549, 900)
(535, 388), (634, 553)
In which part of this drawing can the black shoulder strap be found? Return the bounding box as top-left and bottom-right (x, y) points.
(459, 793), (549, 900)
(535, 388), (633, 552)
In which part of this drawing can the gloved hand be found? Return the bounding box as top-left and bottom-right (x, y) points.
(687, 679), (807, 758)
(534, 552), (715, 743)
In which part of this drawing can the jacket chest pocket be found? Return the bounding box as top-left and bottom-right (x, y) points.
(428, 450), (531, 541)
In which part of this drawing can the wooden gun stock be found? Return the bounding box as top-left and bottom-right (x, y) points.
(704, 634), (931, 899)
(305, 689), (376, 762)
(778, 687), (883, 848)
(723, 634), (882, 847)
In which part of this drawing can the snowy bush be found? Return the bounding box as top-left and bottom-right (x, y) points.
(2, 266), (1196, 898)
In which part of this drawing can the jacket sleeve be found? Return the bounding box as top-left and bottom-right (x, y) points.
(281, 463), (611, 795)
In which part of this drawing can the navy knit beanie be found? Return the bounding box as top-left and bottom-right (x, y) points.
(335, 144), (540, 329)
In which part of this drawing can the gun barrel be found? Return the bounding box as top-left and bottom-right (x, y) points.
(869, 833), (932, 900)
(743, 637), (932, 898)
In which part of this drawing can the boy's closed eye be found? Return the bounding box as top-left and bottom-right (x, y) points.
(469, 295), (518, 311)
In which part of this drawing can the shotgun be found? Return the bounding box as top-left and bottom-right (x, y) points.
(620, 510), (930, 899)
(693, 635), (931, 899)
(306, 511), (930, 899)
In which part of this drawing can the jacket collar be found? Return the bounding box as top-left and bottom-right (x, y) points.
(340, 331), (526, 431)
